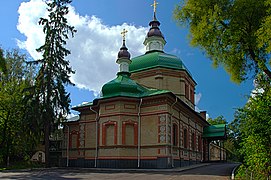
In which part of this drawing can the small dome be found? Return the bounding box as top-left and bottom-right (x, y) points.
(118, 41), (131, 59)
(147, 28), (164, 38)
(101, 72), (147, 98)
(147, 20), (164, 38)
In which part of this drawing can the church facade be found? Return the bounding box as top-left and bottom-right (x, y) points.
(61, 5), (225, 169)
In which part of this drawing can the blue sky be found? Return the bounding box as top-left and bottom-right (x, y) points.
(0, 0), (254, 122)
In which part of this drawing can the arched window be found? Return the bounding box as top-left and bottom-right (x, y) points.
(190, 89), (194, 103)
(185, 84), (189, 99)
(183, 129), (188, 149)
(69, 131), (79, 149)
(102, 121), (117, 146)
(198, 135), (202, 151)
(172, 124), (178, 146)
(191, 133), (195, 150)
(122, 121), (138, 145)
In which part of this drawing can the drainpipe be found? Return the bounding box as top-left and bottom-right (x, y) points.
(65, 124), (69, 167)
(90, 107), (99, 168)
(170, 97), (178, 168)
(208, 140), (210, 161)
(137, 98), (143, 168)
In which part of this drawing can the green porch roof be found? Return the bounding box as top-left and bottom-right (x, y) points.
(203, 124), (226, 139)
(129, 51), (192, 76)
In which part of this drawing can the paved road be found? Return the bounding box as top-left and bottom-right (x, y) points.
(178, 163), (237, 180)
(0, 163), (238, 180)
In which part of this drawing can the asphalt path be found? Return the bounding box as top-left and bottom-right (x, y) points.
(0, 162), (238, 180)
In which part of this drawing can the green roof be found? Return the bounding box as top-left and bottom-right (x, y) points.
(72, 102), (93, 110)
(72, 72), (169, 110)
(101, 72), (146, 98)
(203, 124), (226, 139)
(129, 51), (192, 76)
(101, 71), (169, 99)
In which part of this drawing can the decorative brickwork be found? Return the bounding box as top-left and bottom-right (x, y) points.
(158, 115), (166, 143)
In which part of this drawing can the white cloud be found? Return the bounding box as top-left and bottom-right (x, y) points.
(17, 0), (47, 59)
(194, 92), (202, 106)
(17, 0), (148, 95)
(206, 113), (210, 120)
(250, 78), (265, 99)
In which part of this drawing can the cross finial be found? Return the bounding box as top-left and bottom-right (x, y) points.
(121, 28), (128, 41)
(151, 0), (158, 13)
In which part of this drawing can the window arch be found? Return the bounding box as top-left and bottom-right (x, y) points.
(183, 128), (188, 149)
(172, 124), (178, 146)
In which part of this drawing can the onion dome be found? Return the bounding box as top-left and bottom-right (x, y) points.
(116, 29), (132, 73)
(117, 40), (131, 59)
(101, 29), (147, 98)
(143, 2), (166, 53)
(147, 14), (164, 38)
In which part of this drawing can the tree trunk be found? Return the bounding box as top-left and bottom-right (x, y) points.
(44, 117), (50, 167)
(249, 48), (271, 80)
(6, 128), (10, 167)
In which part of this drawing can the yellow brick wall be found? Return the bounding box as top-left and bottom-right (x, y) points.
(140, 115), (158, 145)
(84, 122), (96, 148)
(64, 95), (207, 161)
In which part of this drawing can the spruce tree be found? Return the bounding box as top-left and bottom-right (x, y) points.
(0, 48), (7, 74)
(33, 0), (76, 167)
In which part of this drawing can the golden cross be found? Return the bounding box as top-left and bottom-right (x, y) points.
(121, 28), (128, 40)
(151, 0), (158, 13)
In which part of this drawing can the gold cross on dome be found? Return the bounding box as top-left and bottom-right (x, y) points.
(121, 28), (128, 40)
(151, 0), (158, 13)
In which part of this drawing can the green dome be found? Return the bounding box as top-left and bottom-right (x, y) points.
(129, 51), (191, 75)
(101, 72), (147, 98)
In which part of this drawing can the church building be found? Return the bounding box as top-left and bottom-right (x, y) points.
(62, 1), (226, 168)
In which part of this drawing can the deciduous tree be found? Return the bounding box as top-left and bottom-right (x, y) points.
(207, 115), (227, 125)
(174, 0), (271, 83)
(235, 74), (271, 178)
(0, 48), (37, 167)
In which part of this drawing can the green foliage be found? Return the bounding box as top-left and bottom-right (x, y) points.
(26, 0), (76, 167)
(0, 161), (44, 171)
(174, 0), (271, 82)
(0, 48), (7, 75)
(0, 48), (38, 167)
(207, 115), (227, 125)
(226, 118), (244, 162)
(235, 74), (271, 178)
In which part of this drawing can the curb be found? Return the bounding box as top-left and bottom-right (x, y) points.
(69, 163), (211, 173)
(1, 163), (211, 174)
(231, 163), (241, 180)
